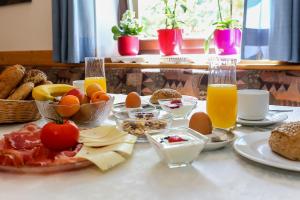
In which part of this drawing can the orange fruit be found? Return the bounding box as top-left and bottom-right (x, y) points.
(125, 92), (141, 108)
(86, 83), (104, 98)
(81, 95), (90, 104)
(56, 95), (80, 117)
(91, 92), (110, 103)
(189, 112), (213, 135)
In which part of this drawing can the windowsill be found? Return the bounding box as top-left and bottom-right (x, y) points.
(0, 50), (299, 71)
(108, 54), (300, 71)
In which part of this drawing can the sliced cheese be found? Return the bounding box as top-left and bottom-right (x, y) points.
(80, 131), (127, 143)
(80, 125), (121, 139)
(83, 134), (137, 147)
(76, 147), (125, 171)
(80, 126), (127, 142)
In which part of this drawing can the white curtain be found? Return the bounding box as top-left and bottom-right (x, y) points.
(95, 0), (119, 57)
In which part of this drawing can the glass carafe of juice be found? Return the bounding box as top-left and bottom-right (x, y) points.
(206, 56), (238, 129)
(84, 57), (107, 92)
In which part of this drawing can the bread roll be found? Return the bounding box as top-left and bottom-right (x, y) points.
(0, 65), (25, 99)
(150, 88), (182, 104)
(22, 69), (47, 85)
(8, 82), (34, 100)
(269, 122), (300, 161)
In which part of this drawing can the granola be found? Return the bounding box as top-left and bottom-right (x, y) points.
(122, 119), (168, 136)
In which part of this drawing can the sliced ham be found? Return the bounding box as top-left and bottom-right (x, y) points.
(0, 123), (82, 167)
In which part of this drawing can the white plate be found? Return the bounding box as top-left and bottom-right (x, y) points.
(234, 132), (300, 172)
(237, 113), (288, 126)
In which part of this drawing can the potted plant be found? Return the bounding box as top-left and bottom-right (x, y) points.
(157, 0), (187, 56)
(204, 0), (241, 55)
(112, 10), (143, 56)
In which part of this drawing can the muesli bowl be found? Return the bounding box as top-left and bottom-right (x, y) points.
(115, 111), (172, 142)
(35, 96), (114, 124)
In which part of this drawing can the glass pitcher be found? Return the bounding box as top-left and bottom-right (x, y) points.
(206, 56), (238, 129)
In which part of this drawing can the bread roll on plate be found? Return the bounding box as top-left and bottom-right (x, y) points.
(269, 122), (300, 161)
(150, 88), (182, 104)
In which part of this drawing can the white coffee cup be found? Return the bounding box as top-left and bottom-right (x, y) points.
(238, 89), (269, 120)
(72, 80), (85, 93)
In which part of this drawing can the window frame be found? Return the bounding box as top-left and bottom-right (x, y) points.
(133, 0), (218, 54)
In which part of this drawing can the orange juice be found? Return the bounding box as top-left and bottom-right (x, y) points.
(84, 77), (107, 93)
(206, 84), (237, 129)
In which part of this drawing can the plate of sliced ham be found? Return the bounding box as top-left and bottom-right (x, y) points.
(0, 123), (91, 173)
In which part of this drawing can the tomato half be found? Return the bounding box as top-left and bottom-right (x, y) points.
(40, 120), (79, 151)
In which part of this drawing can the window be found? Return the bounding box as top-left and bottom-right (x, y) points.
(136, 0), (244, 39)
(133, 0), (244, 54)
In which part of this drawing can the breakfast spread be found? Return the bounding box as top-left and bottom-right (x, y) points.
(146, 128), (208, 168)
(150, 88), (182, 104)
(0, 75), (296, 174)
(269, 122), (300, 161)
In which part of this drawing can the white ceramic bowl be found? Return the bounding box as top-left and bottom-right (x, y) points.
(158, 96), (197, 119)
(146, 128), (208, 168)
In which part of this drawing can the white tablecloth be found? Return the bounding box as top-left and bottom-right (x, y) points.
(1, 94), (300, 200)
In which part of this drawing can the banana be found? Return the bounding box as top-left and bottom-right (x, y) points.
(32, 84), (75, 101)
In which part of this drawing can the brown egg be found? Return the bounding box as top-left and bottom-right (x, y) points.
(125, 92), (141, 108)
(189, 112), (213, 135)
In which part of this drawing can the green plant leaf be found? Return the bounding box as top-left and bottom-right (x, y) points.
(111, 26), (121, 34)
(180, 4), (187, 13)
(111, 9), (143, 39)
(204, 33), (213, 54)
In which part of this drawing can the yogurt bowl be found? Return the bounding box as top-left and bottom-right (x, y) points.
(146, 128), (208, 168)
(158, 96), (197, 119)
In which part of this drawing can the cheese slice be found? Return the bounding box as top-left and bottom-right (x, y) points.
(76, 147), (126, 171)
(80, 126), (125, 140)
(83, 134), (137, 147)
(80, 143), (134, 158)
(80, 131), (127, 143)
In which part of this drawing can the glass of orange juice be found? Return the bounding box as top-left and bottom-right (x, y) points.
(84, 57), (107, 93)
(206, 56), (238, 129)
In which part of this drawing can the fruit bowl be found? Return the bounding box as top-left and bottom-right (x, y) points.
(35, 95), (114, 124)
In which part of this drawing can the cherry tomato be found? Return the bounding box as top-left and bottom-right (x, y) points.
(40, 120), (79, 151)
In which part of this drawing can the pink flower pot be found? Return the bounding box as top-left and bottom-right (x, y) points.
(118, 36), (139, 56)
(157, 29), (183, 56)
(214, 29), (242, 55)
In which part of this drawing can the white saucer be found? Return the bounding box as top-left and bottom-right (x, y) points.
(234, 132), (300, 172)
(204, 129), (237, 151)
(237, 113), (288, 126)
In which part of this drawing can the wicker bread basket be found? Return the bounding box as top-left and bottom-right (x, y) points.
(0, 99), (41, 124)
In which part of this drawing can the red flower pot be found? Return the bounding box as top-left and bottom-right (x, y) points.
(118, 36), (139, 56)
(157, 29), (183, 56)
(213, 29), (242, 55)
